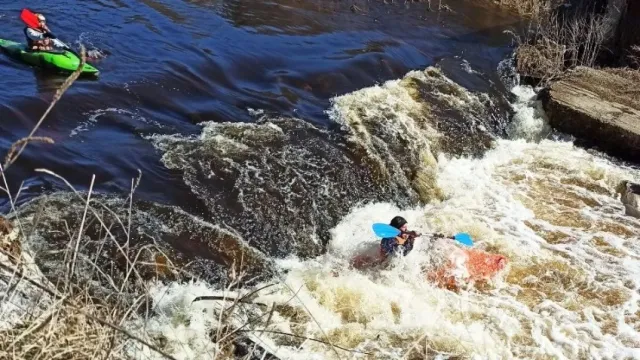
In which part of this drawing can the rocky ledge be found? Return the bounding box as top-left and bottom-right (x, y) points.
(540, 67), (640, 163)
(617, 180), (640, 219)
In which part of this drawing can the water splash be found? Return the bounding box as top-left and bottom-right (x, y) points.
(244, 137), (640, 359)
(327, 66), (503, 203)
(134, 64), (640, 359)
(506, 85), (551, 141)
(76, 32), (108, 60)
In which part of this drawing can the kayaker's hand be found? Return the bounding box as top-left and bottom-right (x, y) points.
(434, 233), (445, 238)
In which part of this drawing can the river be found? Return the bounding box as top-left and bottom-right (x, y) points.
(1, 0), (640, 359)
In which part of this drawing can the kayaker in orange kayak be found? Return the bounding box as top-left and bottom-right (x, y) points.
(379, 216), (456, 259)
(379, 216), (418, 258)
(350, 216), (457, 270)
(349, 217), (507, 291)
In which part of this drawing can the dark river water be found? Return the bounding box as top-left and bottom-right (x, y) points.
(0, 0), (520, 212)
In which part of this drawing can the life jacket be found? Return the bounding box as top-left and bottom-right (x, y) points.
(379, 237), (396, 257)
(23, 26), (45, 49)
(380, 235), (414, 257)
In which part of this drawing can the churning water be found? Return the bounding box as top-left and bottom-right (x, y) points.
(125, 64), (640, 359)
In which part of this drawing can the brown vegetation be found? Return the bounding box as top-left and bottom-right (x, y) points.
(512, 3), (611, 84)
(495, 0), (552, 17)
(500, 0), (638, 85)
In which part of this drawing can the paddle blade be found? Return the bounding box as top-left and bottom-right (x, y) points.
(453, 233), (474, 247)
(372, 223), (400, 238)
(52, 38), (67, 48)
(20, 9), (40, 29)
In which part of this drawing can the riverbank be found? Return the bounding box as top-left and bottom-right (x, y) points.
(0, 190), (280, 360)
(498, 0), (640, 165)
(540, 66), (640, 163)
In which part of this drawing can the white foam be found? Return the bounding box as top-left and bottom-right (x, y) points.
(124, 69), (640, 359)
(247, 108), (265, 117)
(123, 281), (226, 359)
(133, 133), (640, 359)
(506, 85), (551, 141)
(253, 138), (640, 359)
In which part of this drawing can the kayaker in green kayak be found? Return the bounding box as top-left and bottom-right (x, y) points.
(24, 12), (55, 52)
(0, 9), (100, 76)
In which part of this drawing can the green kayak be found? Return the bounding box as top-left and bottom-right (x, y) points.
(0, 38), (99, 76)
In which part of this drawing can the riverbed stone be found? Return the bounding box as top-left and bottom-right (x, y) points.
(10, 192), (277, 291)
(616, 180), (640, 218)
(540, 66), (640, 163)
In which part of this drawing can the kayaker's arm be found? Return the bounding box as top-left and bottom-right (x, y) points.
(25, 28), (46, 41)
(381, 236), (410, 256)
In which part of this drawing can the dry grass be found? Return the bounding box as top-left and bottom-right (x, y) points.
(628, 45), (640, 68)
(502, 0), (614, 85)
(495, 0), (552, 17)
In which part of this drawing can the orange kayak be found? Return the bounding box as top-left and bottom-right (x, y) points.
(426, 248), (508, 290)
(348, 246), (508, 290)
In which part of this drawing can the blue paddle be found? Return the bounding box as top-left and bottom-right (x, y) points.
(372, 223), (401, 238)
(371, 223), (474, 247)
(452, 233), (473, 247)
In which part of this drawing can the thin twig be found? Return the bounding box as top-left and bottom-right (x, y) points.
(3, 137), (54, 168)
(237, 329), (373, 355)
(34, 168), (147, 284)
(67, 174), (95, 289)
(280, 280), (343, 360)
(83, 312), (178, 360)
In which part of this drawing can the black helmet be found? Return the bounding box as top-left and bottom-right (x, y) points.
(389, 216), (407, 229)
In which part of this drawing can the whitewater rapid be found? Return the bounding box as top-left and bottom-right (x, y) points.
(127, 68), (640, 360)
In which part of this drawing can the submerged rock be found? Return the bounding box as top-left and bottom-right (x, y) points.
(541, 67), (640, 163)
(149, 118), (413, 260)
(616, 180), (640, 218)
(10, 192), (277, 292)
